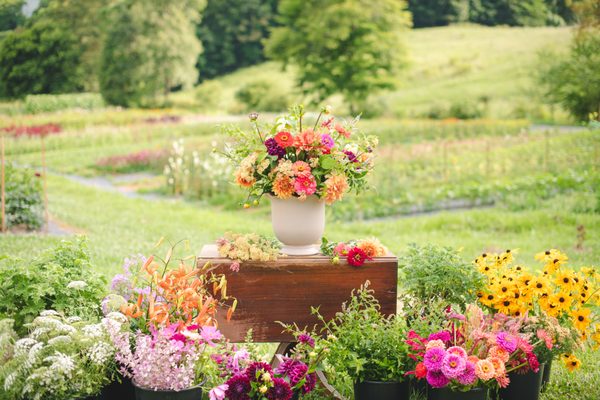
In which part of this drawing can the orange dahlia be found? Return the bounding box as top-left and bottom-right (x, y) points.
(357, 238), (387, 258)
(294, 128), (318, 151)
(272, 174), (295, 199)
(324, 173), (349, 204)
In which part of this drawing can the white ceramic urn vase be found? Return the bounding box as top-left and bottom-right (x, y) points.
(270, 195), (325, 256)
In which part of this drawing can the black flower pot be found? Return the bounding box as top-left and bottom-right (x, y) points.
(493, 364), (544, 400)
(540, 359), (552, 392)
(428, 386), (489, 400)
(133, 383), (203, 400)
(100, 376), (136, 399)
(354, 380), (411, 400)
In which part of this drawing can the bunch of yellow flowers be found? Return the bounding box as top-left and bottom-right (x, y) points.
(475, 249), (599, 370)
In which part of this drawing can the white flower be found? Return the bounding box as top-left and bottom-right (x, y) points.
(3, 372), (16, 390)
(66, 316), (82, 324)
(25, 342), (44, 369)
(82, 323), (104, 339)
(67, 281), (87, 290)
(344, 143), (359, 154)
(88, 342), (113, 365)
(39, 310), (60, 317)
(48, 335), (72, 346)
(14, 338), (38, 357)
(45, 352), (75, 377)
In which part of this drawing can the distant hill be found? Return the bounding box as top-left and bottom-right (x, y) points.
(186, 25), (572, 121)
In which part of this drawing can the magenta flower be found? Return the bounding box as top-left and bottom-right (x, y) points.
(457, 362), (477, 385)
(266, 377), (293, 400)
(321, 134), (335, 149)
(200, 326), (223, 347)
(428, 330), (452, 342)
(265, 138), (286, 158)
(343, 150), (358, 162)
(441, 353), (467, 379)
(246, 361), (273, 382)
(424, 347), (446, 372)
(288, 362), (308, 386)
(225, 374), (251, 400)
(302, 372), (317, 394)
(426, 369), (450, 388)
(496, 332), (518, 353)
(298, 333), (315, 347)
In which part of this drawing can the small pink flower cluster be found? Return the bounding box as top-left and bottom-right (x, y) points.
(2, 123), (62, 138)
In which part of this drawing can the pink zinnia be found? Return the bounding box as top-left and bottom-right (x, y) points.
(428, 330), (452, 343)
(426, 370), (450, 388)
(334, 242), (351, 256)
(441, 353), (467, 379)
(292, 161), (311, 177)
(537, 329), (553, 349)
(424, 347), (446, 372)
(294, 175), (317, 196)
(475, 359), (495, 381)
(446, 346), (467, 358)
(457, 362), (477, 385)
(496, 332), (518, 353)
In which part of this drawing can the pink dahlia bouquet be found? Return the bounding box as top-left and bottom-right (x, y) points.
(406, 305), (541, 391)
(106, 316), (224, 391)
(223, 105), (377, 206)
(210, 331), (326, 400)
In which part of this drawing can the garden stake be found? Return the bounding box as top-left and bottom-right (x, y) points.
(41, 135), (49, 232)
(1, 132), (5, 232)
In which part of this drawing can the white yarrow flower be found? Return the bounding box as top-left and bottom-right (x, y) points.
(67, 281), (88, 290)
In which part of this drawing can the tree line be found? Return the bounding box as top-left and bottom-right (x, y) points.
(0, 0), (597, 120)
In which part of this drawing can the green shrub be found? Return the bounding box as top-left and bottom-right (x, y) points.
(0, 237), (107, 335)
(2, 164), (43, 230)
(23, 93), (105, 114)
(234, 80), (290, 112)
(398, 243), (484, 307)
(448, 101), (485, 119)
(195, 80), (224, 110)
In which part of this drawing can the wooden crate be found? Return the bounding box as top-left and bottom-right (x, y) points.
(197, 245), (398, 342)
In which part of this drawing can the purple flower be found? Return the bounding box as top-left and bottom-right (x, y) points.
(200, 326), (223, 347)
(426, 369), (450, 388)
(288, 362), (308, 386)
(496, 332), (518, 353)
(424, 347), (446, 372)
(265, 138), (286, 158)
(246, 362), (273, 382)
(225, 374), (251, 400)
(441, 353), (467, 379)
(457, 362), (477, 385)
(343, 150), (358, 162)
(321, 134), (335, 149)
(298, 333), (315, 347)
(110, 274), (132, 299)
(266, 377), (293, 400)
(302, 372), (317, 394)
(428, 330), (452, 343)
(275, 358), (297, 375)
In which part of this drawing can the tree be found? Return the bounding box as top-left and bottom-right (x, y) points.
(0, 0), (25, 31)
(99, 0), (205, 107)
(0, 19), (82, 98)
(408, 0), (469, 28)
(469, 0), (549, 26)
(196, 0), (277, 80)
(265, 0), (411, 113)
(538, 0), (600, 121)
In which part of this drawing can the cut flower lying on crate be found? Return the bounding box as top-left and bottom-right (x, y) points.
(320, 237), (387, 266)
(216, 232), (281, 268)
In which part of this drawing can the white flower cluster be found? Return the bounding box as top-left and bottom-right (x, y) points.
(88, 342), (114, 365)
(82, 323), (104, 339)
(13, 338), (38, 357)
(47, 335), (72, 346)
(46, 352), (75, 377)
(67, 280), (88, 290)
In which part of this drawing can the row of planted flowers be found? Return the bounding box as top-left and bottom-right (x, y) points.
(0, 239), (598, 400)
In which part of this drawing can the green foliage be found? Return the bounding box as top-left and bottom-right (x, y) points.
(408, 0), (469, 28)
(0, 19), (83, 98)
(0, 238), (107, 335)
(0, 0), (25, 31)
(316, 284), (410, 383)
(100, 0), (204, 107)
(23, 93), (105, 114)
(196, 0), (277, 80)
(2, 164), (43, 230)
(266, 0), (411, 113)
(469, 0), (550, 27)
(398, 243), (484, 307)
(234, 80), (290, 112)
(538, 31), (600, 121)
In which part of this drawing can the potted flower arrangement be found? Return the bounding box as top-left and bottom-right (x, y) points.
(209, 329), (326, 400)
(406, 304), (542, 400)
(104, 243), (236, 399)
(223, 106), (377, 255)
(314, 284), (411, 400)
(0, 311), (119, 400)
(475, 248), (597, 396)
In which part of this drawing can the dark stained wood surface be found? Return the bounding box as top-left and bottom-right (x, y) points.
(197, 245), (398, 342)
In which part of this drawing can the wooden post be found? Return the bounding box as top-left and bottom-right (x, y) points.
(1, 132), (5, 233)
(41, 135), (49, 232)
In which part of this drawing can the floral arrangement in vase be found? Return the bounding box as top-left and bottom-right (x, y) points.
(103, 242), (237, 395)
(210, 330), (326, 400)
(223, 106), (377, 255)
(406, 304), (543, 392)
(320, 237), (387, 266)
(475, 248), (598, 370)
